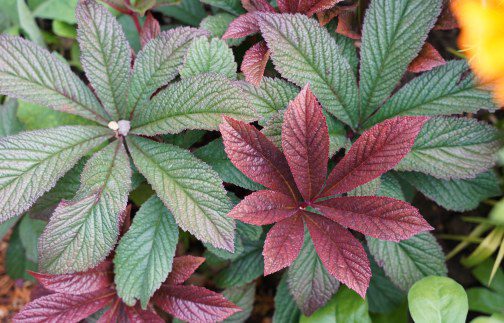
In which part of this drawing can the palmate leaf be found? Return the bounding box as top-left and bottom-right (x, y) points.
(359, 0), (442, 120)
(127, 136), (235, 251)
(39, 140), (131, 274)
(258, 13), (359, 128)
(131, 74), (257, 136)
(0, 126), (111, 222)
(128, 27), (209, 117)
(0, 36), (109, 124)
(0, 99), (22, 137)
(180, 37), (237, 80)
(76, 0), (131, 120)
(114, 196), (179, 308)
(364, 61), (497, 127)
(396, 117), (502, 179)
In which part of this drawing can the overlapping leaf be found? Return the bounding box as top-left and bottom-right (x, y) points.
(200, 13), (245, 46)
(0, 99), (22, 137)
(222, 283), (256, 323)
(274, 274), (301, 322)
(241, 41), (270, 86)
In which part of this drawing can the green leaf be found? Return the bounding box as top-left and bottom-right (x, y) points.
(17, 0), (44, 47)
(200, 13), (245, 47)
(239, 77), (298, 122)
(0, 36), (110, 124)
(33, 0), (78, 24)
(259, 13), (359, 128)
(300, 294), (337, 323)
(194, 138), (263, 191)
(6, 224), (37, 281)
(378, 172), (415, 202)
(131, 74), (256, 136)
(359, 0), (442, 120)
(39, 140), (131, 274)
(0, 216), (20, 241)
(114, 196), (179, 308)
(52, 21), (77, 39)
(180, 37), (237, 80)
(467, 287), (504, 315)
(326, 22), (358, 76)
(128, 27), (208, 117)
(472, 259), (504, 294)
(273, 273), (301, 323)
(200, 0), (245, 15)
(396, 117), (501, 179)
(471, 313), (504, 323)
(19, 215), (45, 262)
(365, 61), (497, 127)
(0, 98), (23, 137)
(76, 0), (131, 119)
(17, 101), (96, 130)
(0, 125), (111, 222)
(223, 283), (256, 323)
(288, 232), (340, 316)
(127, 136), (235, 251)
(156, 0), (206, 26)
(162, 130), (206, 149)
(408, 276), (468, 323)
(398, 171), (501, 212)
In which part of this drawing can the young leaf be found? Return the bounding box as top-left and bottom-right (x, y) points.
(395, 117), (501, 179)
(0, 126), (111, 222)
(287, 231), (340, 316)
(0, 99), (22, 137)
(114, 196), (179, 308)
(131, 75), (256, 136)
(127, 136), (235, 251)
(180, 37), (237, 79)
(367, 233), (447, 291)
(359, 0), (442, 119)
(76, 0), (131, 119)
(39, 140), (131, 274)
(320, 116), (428, 197)
(140, 12), (161, 48)
(259, 13), (359, 128)
(274, 274), (301, 323)
(241, 41), (270, 86)
(223, 13), (261, 39)
(128, 27), (209, 116)
(364, 61), (497, 127)
(0, 36), (109, 124)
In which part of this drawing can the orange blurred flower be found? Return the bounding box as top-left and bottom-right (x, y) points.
(452, 0), (504, 106)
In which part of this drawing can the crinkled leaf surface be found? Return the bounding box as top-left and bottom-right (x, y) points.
(367, 233), (447, 291)
(0, 35), (109, 124)
(132, 74), (256, 136)
(396, 117), (501, 179)
(114, 196), (179, 308)
(39, 140), (131, 274)
(0, 125), (111, 221)
(241, 41), (270, 86)
(359, 0), (442, 120)
(0, 99), (22, 137)
(127, 136), (235, 251)
(259, 13), (359, 128)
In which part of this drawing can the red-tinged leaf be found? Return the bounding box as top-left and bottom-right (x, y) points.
(263, 213), (304, 275)
(320, 116), (429, 197)
(223, 13), (260, 39)
(98, 299), (164, 323)
(29, 262), (112, 295)
(277, 0), (317, 13)
(434, 4), (458, 30)
(336, 11), (360, 40)
(220, 117), (300, 199)
(125, 305), (164, 323)
(241, 0), (275, 12)
(317, 7), (341, 26)
(304, 213), (371, 298)
(307, 0), (343, 17)
(140, 13), (160, 48)
(97, 298), (125, 323)
(242, 41), (270, 86)
(166, 256), (206, 286)
(408, 42), (446, 73)
(153, 285), (241, 323)
(228, 190), (298, 225)
(282, 85), (329, 201)
(14, 289), (115, 323)
(30, 285), (53, 301)
(315, 196), (433, 242)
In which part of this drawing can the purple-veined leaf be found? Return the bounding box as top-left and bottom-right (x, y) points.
(166, 256), (206, 286)
(241, 0), (275, 12)
(241, 41), (270, 86)
(223, 13), (260, 39)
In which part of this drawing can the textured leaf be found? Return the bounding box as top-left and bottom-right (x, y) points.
(157, 0), (206, 26)
(0, 36), (109, 124)
(287, 231), (340, 316)
(264, 213), (304, 275)
(76, 0), (131, 119)
(132, 75), (256, 136)
(166, 255), (205, 285)
(180, 37), (237, 79)
(364, 61), (497, 127)
(223, 283), (256, 323)
(98, 301), (164, 323)
(239, 77), (298, 121)
(114, 196), (179, 308)
(201, 0), (245, 15)
(327, 26), (359, 76)
(154, 285), (240, 322)
(359, 0), (442, 119)
(129, 28), (208, 116)
(399, 171), (501, 212)
(127, 136), (235, 251)
(0, 99), (22, 137)
(223, 13), (260, 39)
(367, 232), (447, 291)
(408, 42), (446, 73)
(273, 274), (300, 323)
(39, 140), (131, 274)
(396, 117), (501, 179)
(30, 262), (112, 295)
(320, 116), (428, 197)
(283, 85), (328, 200)
(14, 289), (115, 322)
(0, 126), (111, 221)
(200, 13), (245, 47)
(259, 13), (359, 127)
(193, 139), (263, 191)
(220, 117), (299, 198)
(305, 213), (370, 298)
(140, 12), (161, 48)
(241, 41), (270, 86)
